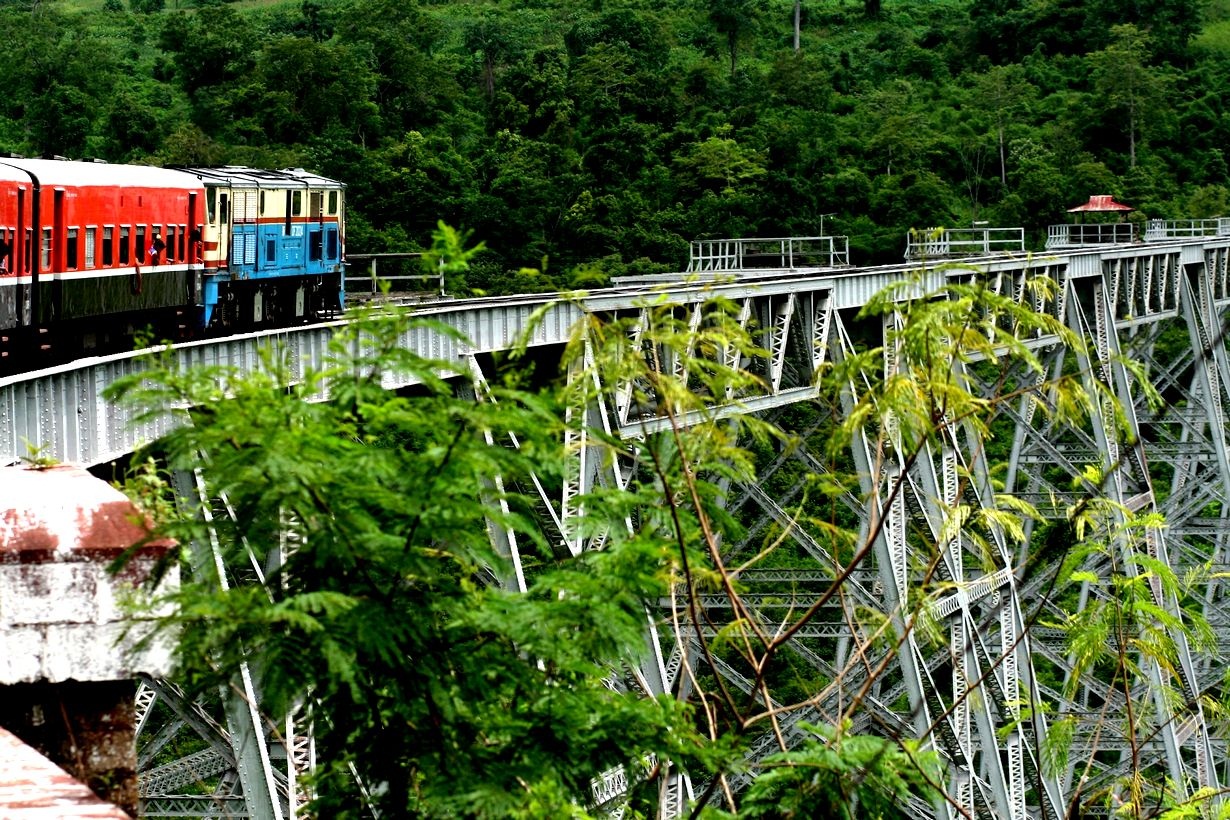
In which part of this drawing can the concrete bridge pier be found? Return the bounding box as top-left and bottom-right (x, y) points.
(0, 464), (177, 816)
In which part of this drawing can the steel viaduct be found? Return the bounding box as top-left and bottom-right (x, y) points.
(6, 220), (1230, 819)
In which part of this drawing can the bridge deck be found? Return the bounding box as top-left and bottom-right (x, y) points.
(1, 237), (1221, 467)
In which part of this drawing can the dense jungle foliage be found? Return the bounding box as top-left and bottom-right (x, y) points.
(2, 0), (1219, 285)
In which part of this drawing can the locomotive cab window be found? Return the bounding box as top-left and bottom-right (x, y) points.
(66, 228), (78, 270)
(328, 191), (338, 215)
(219, 194), (229, 224)
(207, 190), (216, 223)
(103, 227), (113, 266)
(292, 190), (302, 216)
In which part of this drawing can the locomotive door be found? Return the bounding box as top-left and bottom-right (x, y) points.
(306, 190), (324, 273)
(207, 185), (230, 270)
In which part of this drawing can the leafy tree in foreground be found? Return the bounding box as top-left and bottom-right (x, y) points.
(108, 330), (724, 814)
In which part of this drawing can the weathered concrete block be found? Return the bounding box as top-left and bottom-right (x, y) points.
(0, 464), (180, 815)
(0, 563), (104, 627)
(0, 626), (46, 683)
(0, 464), (178, 684)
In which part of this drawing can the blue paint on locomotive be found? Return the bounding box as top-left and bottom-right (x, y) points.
(202, 276), (220, 326)
(225, 222), (343, 279)
(200, 222), (344, 325)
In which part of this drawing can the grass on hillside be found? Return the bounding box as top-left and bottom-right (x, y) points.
(1195, 0), (1230, 52)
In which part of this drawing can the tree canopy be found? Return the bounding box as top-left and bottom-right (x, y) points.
(0, 0), (1219, 281)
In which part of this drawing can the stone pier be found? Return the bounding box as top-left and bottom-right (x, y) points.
(0, 465), (177, 817)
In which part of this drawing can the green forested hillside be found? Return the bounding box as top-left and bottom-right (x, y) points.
(3, 0), (1221, 288)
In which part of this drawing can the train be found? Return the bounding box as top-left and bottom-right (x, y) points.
(0, 158), (345, 370)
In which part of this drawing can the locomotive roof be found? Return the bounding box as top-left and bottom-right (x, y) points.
(0, 158), (344, 191)
(0, 157), (200, 190)
(178, 166), (345, 190)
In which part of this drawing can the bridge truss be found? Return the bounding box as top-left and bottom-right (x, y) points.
(5, 236), (1230, 818)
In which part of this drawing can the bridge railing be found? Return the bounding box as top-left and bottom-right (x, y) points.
(904, 226), (1025, 260)
(1143, 218), (1230, 241)
(345, 253), (444, 296)
(1046, 223), (1136, 248)
(688, 236), (849, 272)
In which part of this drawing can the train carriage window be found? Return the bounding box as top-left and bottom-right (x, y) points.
(23, 228), (31, 274)
(66, 228), (78, 270)
(103, 227), (113, 266)
(120, 226), (130, 265)
(178, 225), (186, 261)
(40, 228), (51, 271)
(136, 225), (146, 263)
(328, 191), (338, 215)
(166, 225), (177, 262)
(85, 228), (95, 268)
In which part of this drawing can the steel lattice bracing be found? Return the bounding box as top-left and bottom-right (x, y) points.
(132, 473), (316, 820)
(5, 237), (1230, 817)
(552, 243), (1230, 818)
